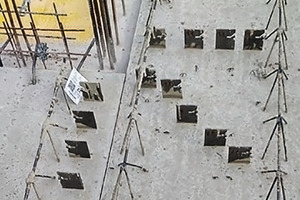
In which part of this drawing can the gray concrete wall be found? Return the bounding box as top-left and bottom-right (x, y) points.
(1, 0), (300, 200)
(101, 0), (300, 199)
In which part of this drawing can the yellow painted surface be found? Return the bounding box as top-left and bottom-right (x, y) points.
(0, 0), (93, 43)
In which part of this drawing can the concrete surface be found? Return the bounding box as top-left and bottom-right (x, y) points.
(0, 67), (125, 199)
(0, 0), (138, 199)
(101, 0), (300, 200)
(1, 0), (300, 200)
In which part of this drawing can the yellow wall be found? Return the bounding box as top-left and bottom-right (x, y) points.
(0, 0), (93, 43)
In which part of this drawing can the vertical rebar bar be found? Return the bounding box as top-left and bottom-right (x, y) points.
(53, 3), (73, 69)
(3, 0), (26, 66)
(99, 0), (116, 69)
(2, 22), (21, 68)
(11, 0), (33, 59)
(120, 0), (126, 15)
(77, 38), (95, 71)
(93, 0), (107, 57)
(87, 0), (104, 69)
(111, 0), (120, 45)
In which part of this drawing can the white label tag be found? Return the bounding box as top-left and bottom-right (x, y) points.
(64, 68), (87, 104)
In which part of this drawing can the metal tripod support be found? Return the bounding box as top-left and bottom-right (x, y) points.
(261, 169), (287, 200)
(120, 65), (146, 156)
(261, 108), (288, 200)
(265, 0), (288, 31)
(24, 171), (56, 200)
(111, 149), (148, 200)
(264, 29), (288, 70)
(23, 124), (60, 200)
(120, 111), (145, 156)
(261, 0), (291, 199)
(23, 63), (73, 199)
(262, 64), (288, 112)
(261, 114), (288, 161)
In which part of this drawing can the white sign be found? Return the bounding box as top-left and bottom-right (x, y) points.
(64, 68), (87, 104)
